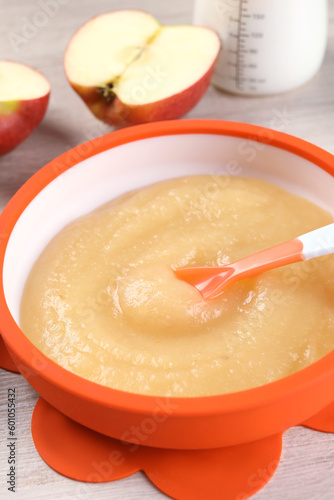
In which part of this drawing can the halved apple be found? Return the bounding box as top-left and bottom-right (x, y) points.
(64, 10), (221, 127)
(0, 61), (50, 156)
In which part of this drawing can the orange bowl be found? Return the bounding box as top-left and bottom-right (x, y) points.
(1, 119), (334, 450)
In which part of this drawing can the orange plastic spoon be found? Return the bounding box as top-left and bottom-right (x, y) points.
(174, 223), (334, 300)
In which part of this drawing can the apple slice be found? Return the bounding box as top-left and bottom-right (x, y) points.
(64, 10), (220, 127)
(0, 61), (50, 156)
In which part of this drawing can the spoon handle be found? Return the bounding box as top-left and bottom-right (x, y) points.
(299, 223), (334, 260)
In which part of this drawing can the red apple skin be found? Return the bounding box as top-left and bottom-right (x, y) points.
(0, 94), (50, 156)
(68, 55), (218, 128)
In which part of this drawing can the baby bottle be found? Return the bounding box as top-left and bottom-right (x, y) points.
(194, 0), (328, 95)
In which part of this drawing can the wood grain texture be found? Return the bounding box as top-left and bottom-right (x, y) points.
(1, 0), (334, 499)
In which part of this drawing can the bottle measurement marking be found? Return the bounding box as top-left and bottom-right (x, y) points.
(234, 0), (266, 92)
(235, 0), (245, 90)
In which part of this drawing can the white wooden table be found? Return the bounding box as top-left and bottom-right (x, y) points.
(1, 1), (334, 499)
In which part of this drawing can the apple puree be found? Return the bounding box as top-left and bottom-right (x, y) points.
(20, 176), (334, 396)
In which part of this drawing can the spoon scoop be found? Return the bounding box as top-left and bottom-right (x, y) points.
(174, 223), (334, 300)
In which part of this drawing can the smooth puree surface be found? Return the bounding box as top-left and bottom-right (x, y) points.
(20, 176), (334, 396)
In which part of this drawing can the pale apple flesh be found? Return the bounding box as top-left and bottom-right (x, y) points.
(0, 61), (50, 156)
(64, 10), (221, 127)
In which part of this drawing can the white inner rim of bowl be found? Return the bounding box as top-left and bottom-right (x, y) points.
(3, 133), (334, 324)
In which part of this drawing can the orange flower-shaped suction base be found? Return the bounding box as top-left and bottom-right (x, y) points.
(30, 398), (334, 500)
(31, 398), (282, 500)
